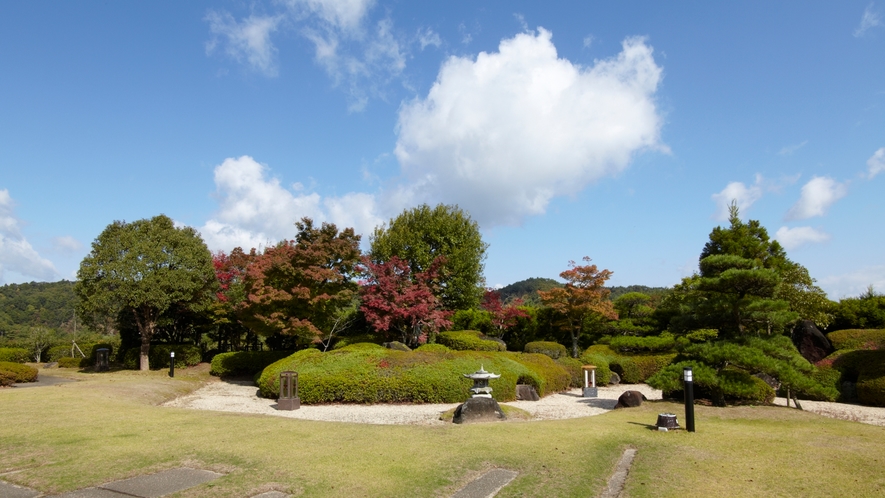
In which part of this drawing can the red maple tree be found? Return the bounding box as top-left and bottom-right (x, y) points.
(480, 289), (529, 337)
(359, 255), (453, 347)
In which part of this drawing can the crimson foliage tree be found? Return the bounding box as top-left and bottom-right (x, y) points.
(359, 255), (453, 347)
(209, 248), (258, 351)
(240, 218), (361, 347)
(538, 257), (618, 358)
(480, 289), (528, 337)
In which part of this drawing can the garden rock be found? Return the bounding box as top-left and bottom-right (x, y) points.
(516, 384), (540, 401)
(383, 341), (412, 352)
(791, 320), (833, 364)
(453, 397), (507, 423)
(609, 372), (621, 385)
(614, 390), (647, 409)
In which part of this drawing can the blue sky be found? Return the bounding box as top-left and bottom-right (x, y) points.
(1, 1), (883, 300)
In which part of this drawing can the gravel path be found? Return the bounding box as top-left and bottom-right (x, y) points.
(163, 380), (885, 426)
(163, 381), (662, 425)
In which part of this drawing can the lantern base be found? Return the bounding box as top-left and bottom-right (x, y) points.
(582, 387), (598, 397)
(277, 397), (301, 410)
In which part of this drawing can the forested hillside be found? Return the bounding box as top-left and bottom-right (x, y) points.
(0, 281), (77, 336)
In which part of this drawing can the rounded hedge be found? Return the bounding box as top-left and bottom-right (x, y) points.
(256, 348), (570, 404)
(122, 344), (202, 369)
(332, 334), (382, 350)
(524, 341), (567, 359)
(57, 356), (89, 369)
(437, 331), (505, 352)
(609, 335), (676, 353)
(577, 352), (613, 386)
(414, 343), (450, 353)
(828, 349), (885, 407)
(210, 350), (294, 377)
(0, 347), (29, 363)
(827, 329), (885, 351)
(0, 361), (38, 386)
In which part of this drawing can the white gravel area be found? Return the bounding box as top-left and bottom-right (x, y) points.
(773, 397), (885, 427)
(163, 380), (663, 425)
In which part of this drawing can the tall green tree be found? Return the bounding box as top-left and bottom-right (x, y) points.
(369, 204), (488, 310)
(240, 218), (361, 347)
(75, 215), (216, 370)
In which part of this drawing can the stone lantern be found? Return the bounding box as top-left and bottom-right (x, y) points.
(582, 365), (598, 397)
(453, 365), (506, 424)
(277, 371), (300, 410)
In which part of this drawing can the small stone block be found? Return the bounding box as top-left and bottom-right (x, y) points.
(515, 384), (539, 401)
(657, 427), (668, 432)
(0, 480), (41, 498)
(582, 387), (598, 397)
(277, 397), (300, 410)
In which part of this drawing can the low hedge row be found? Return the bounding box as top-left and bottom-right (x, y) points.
(827, 329), (885, 351)
(256, 348), (571, 404)
(609, 335), (676, 353)
(122, 344), (202, 369)
(210, 350), (294, 377)
(577, 352), (612, 386)
(580, 345), (674, 384)
(0, 347), (29, 363)
(57, 356), (90, 368)
(825, 349), (885, 407)
(0, 361), (38, 386)
(437, 331), (505, 352)
(524, 341), (568, 359)
(46, 343), (115, 363)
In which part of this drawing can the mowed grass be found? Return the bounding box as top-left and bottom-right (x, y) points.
(1, 365), (884, 497)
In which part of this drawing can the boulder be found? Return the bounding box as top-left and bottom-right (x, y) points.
(791, 320), (833, 364)
(609, 372), (621, 385)
(614, 390), (647, 409)
(515, 384), (540, 401)
(452, 397), (507, 424)
(383, 341), (412, 352)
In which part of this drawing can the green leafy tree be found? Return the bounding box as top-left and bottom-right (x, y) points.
(369, 204), (488, 310)
(75, 215), (217, 370)
(240, 218), (361, 347)
(831, 286), (885, 331)
(538, 257), (618, 358)
(607, 292), (657, 336)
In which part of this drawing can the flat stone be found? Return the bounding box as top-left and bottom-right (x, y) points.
(451, 469), (518, 498)
(98, 468), (222, 497)
(251, 492), (291, 498)
(50, 487), (133, 497)
(0, 480), (41, 498)
(452, 397), (506, 424)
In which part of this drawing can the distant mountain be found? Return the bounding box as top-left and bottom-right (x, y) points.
(496, 278), (670, 305)
(497, 277), (562, 304)
(0, 280), (77, 334)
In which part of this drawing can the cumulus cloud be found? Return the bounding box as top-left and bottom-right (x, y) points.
(774, 226), (830, 250)
(0, 189), (59, 284)
(711, 175), (763, 220)
(785, 176), (847, 220)
(205, 11), (282, 77)
(820, 265), (885, 300)
(199, 156), (383, 251)
(394, 29), (665, 226)
(867, 147), (885, 179)
(855, 3), (883, 37)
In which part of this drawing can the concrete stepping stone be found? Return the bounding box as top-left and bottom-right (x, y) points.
(451, 469), (518, 498)
(0, 479), (41, 498)
(48, 467), (223, 498)
(251, 492), (291, 498)
(600, 448), (637, 498)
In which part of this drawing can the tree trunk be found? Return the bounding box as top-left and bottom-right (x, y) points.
(133, 308), (155, 371)
(570, 327), (580, 358)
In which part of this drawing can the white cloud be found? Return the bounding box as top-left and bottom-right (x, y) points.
(867, 147), (885, 179)
(285, 0), (375, 33)
(855, 3), (883, 37)
(711, 175), (763, 220)
(820, 265), (885, 300)
(0, 189), (59, 284)
(51, 236), (82, 254)
(205, 11), (282, 77)
(417, 27), (441, 50)
(199, 156), (383, 251)
(785, 176), (847, 220)
(394, 29), (665, 226)
(583, 35), (595, 49)
(778, 140), (808, 156)
(774, 226), (831, 250)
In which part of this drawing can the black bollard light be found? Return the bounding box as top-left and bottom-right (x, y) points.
(684, 366), (695, 432)
(169, 351), (175, 378)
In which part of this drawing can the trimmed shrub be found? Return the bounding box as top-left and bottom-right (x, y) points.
(828, 349), (885, 407)
(577, 352), (612, 386)
(524, 341), (567, 359)
(0, 347), (29, 363)
(332, 334), (382, 350)
(47, 343), (115, 363)
(414, 343), (450, 353)
(610, 357), (641, 384)
(827, 329), (885, 351)
(609, 335), (676, 353)
(256, 348), (568, 403)
(122, 344), (202, 369)
(0, 361), (38, 385)
(628, 353), (678, 381)
(648, 361), (775, 405)
(554, 356), (584, 388)
(584, 344), (618, 357)
(57, 356), (89, 368)
(338, 343), (384, 351)
(210, 350), (294, 377)
(437, 331), (505, 352)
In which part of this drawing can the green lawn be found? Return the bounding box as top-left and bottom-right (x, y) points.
(1, 365), (883, 497)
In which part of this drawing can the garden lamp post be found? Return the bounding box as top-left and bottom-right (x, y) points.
(684, 366), (695, 432)
(169, 351), (175, 378)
